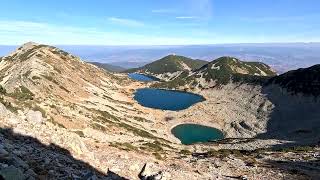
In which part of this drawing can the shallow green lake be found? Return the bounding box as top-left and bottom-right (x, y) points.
(171, 124), (224, 145)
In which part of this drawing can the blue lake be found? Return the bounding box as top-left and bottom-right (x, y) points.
(134, 88), (205, 111)
(172, 124), (224, 145)
(128, 73), (159, 82)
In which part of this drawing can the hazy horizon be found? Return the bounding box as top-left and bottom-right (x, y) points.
(2, 42), (320, 73)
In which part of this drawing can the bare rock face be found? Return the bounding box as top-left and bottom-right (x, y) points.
(0, 103), (19, 125)
(66, 135), (90, 156)
(0, 103), (9, 118)
(26, 110), (44, 124)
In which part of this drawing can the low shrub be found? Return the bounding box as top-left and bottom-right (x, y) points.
(10, 86), (34, 100)
(0, 85), (6, 94)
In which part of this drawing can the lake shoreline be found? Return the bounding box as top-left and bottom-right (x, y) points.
(133, 88), (205, 111)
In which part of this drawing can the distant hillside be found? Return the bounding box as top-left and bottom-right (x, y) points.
(126, 55), (207, 74)
(268, 64), (320, 96)
(152, 56), (277, 89)
(199, 56), (277, 83)
(90, 62), (126, 72)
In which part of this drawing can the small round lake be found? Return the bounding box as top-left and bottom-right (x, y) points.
(128, 73), (159, 82)
(134, 88), (205, 111)
(171, 124), (224, 145)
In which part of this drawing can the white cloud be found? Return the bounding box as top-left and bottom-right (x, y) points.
(0, 20), (317, 46)
(107, 17), (144, 27)
(0, 20), (219, 45)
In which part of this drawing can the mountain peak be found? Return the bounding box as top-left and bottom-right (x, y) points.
(205, 56), (276, 77)
(214, 56), (240, 63)
(152, 56), (277, 89)
(126, 54), (207, 75)
(2, 43), (78, 63)
(12, 42), (40, 53)
(21, 41), (39, 48)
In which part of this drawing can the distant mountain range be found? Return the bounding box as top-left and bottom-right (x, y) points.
(2, 43), (320, 73)
(89, 62), (126, 72)
(57, 43), (320, 73)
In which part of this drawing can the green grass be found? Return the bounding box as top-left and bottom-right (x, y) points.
(53, 66), (62, 74)
(48, 117), (66, 128)
(93, 109), (120, 122)
(50, 48), (71, 57)
(141, 141), (163, 152)
(23, 70), (32, 77)
(10, 86), (34, 101)
(91, 123), (108, 132)
(109, 142), (138, 151)
(42, 74), (59, 85)
(32, 105), (46, 117)
(73, 130), (85, 137)
(180, 149), (192, 155)
(152, 152), (163, 160)
(88, 108), (171, 143)
(117, 122), (156, 139)
(32, 76), (41, 80)
(0, 85), (6, 94)
(0, 97), (18, 113)
(17, 46), (38, 61)
(277, 146), (314, 153)
(205, 149), (244, 158)
(133, 116), (151, 122)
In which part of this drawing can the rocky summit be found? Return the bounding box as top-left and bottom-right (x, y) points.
(0, 43), (319, 180)
(151, 56), (277, 89)
(126, 55), (208, 81)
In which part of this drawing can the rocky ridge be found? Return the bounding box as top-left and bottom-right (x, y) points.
(151, 56), (277, 89)
(0, 43), (319, 179)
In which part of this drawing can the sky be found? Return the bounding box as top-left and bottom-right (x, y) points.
(0, 0), (319, 45)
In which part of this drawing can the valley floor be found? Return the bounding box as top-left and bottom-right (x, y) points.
(1, 78), (319, 179)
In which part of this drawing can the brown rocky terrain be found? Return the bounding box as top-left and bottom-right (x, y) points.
(0, 43), (319, 179)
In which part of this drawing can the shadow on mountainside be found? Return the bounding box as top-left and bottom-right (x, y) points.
(264, 158), (320, 180)
(0, 127), (129, 180)
(256, 85), (320, 148)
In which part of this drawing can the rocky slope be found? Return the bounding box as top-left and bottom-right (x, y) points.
(150, 56), (319, 144)
(0, 43), (319, 179)
(0, 42), (179, 178)
(152, 56), (277, 89)
(267, 64), (320, 96)
(126, 55), (207, 81)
